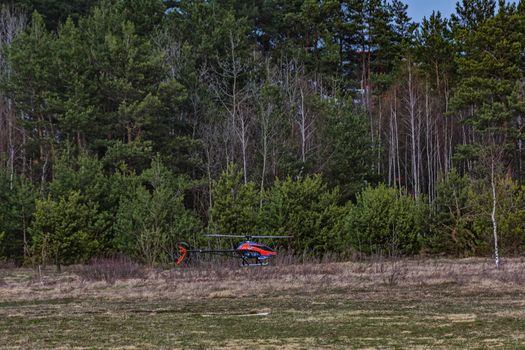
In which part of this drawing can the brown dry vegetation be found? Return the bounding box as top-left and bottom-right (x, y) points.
(2, 257), (525, 302)
(1, 258), (525, 349)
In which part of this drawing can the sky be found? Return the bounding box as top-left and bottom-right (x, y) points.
(405, 0), (457, 22)
(405, 0), (519, 22)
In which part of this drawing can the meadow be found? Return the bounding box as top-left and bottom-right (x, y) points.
(1, 258), (525, 349)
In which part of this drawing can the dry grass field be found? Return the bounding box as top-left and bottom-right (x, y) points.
(1, 257), (525, 349)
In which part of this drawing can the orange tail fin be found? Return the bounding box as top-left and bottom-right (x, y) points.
(176, 244), (188, 265)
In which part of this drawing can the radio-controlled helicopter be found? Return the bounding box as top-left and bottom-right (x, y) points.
(176, 234), (291, 266)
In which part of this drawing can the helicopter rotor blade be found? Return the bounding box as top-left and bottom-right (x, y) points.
(205, 234), (247, 238)
(205, 233), (292, 239)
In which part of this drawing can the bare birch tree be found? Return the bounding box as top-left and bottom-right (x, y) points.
(482, 133), (505, 268)
(255, 73), (278, 204)
(206, 30), (252, 184)
(280, 60), (320, 167)
(0, 5), (26, 185)
(401, 58), (422, 198)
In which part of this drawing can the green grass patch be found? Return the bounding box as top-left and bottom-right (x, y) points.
(1, 288), (524, 349)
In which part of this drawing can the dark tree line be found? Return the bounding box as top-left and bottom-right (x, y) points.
(0, 0), (524, 267)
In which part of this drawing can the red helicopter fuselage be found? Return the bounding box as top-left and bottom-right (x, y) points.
(236, 241), (276, 257)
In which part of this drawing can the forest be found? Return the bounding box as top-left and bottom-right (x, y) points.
(0, 0), (524, 268)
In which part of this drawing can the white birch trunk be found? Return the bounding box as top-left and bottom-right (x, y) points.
(490, 157), (500, 269)
(299, 86), (306, 163)
(407, 62), (419, 198)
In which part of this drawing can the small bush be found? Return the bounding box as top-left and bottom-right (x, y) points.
(345, 184), (427, 256)
(427, 170), (479, 255)
(76, 256), (146, 284)
(261, 175), (344, 255)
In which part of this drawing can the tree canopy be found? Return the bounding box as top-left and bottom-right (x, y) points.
(1, 0), (524, 265)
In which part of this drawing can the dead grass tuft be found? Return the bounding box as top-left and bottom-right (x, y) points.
(75, 256), (146, 284)
(0, 259), (16, 269)
(1, 257), (525, 304)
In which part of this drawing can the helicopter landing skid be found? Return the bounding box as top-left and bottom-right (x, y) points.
(240, 256), (269, 267)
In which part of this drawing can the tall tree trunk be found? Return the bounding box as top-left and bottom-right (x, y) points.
(205, 145), (213, 223)
(393, 91), (402, 191)
(1, 6), (26, 182)
(518, 114), (523, 178)
(8, 104), (14, 189)
(377, 101), (382, 174)
(407, 62), (419, 198)
(388, 100), (395, 187)
(299, 86), (306, 163)
(260, 131), (267, 209)
(240, 115), (248, 185)
(490, 156), (499, 269)
(425, 81), (431, 202)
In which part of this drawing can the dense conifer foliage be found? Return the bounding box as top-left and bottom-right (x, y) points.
(0, 0), (524, 265)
